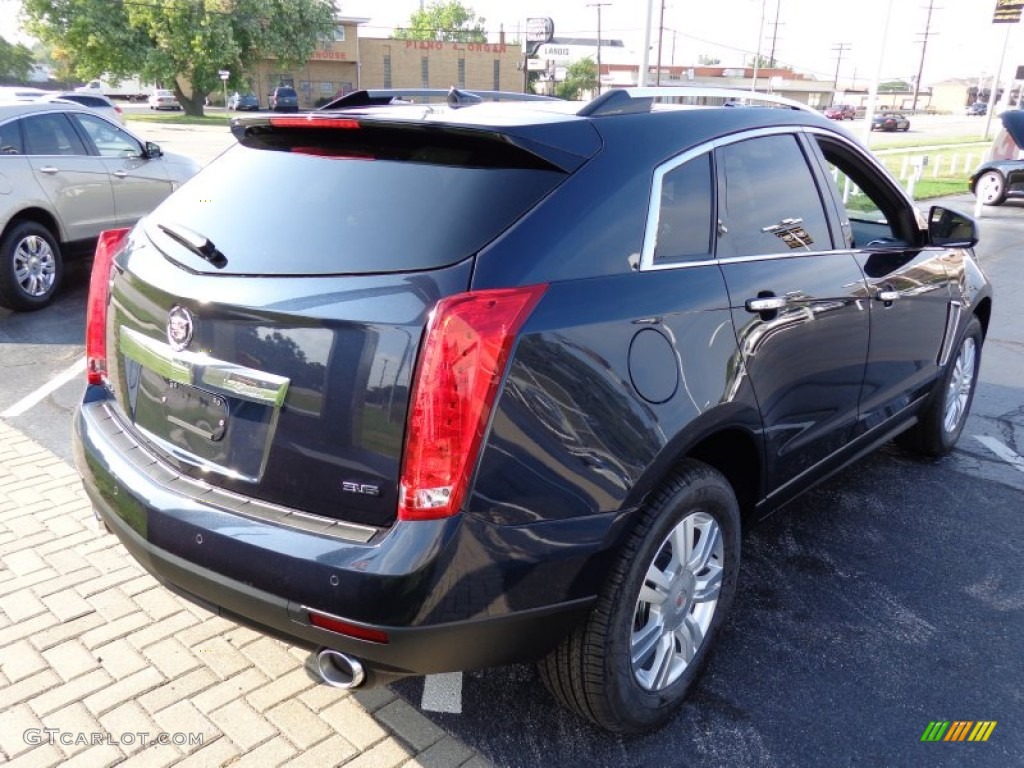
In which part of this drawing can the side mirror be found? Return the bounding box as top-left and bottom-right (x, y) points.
(144, 141), (163, 159)
(928, 206), (978, 249)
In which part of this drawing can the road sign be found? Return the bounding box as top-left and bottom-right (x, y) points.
(218, 69), (230, 81)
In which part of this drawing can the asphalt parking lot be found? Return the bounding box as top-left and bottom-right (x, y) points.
(1, 119), (1022, 766)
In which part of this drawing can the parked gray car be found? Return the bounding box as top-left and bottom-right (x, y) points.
(0, 102), (200, 310)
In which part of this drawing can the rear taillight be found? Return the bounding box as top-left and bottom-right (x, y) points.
(268, 116), (360, 130)
(86, 228), (131, 385)
(398, 285), (548, 521)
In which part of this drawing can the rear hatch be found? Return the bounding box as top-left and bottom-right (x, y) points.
(101, 110), (593, 528)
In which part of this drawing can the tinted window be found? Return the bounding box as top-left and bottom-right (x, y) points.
(276, 88), (297, 98)
(716, 134), (831, 258)
(64, 95), (105, 108)
(654, 152), (713, 263)
(0, 120), (23, 155)
(147, 129), (564, 275)
(72, 113), (140, 157)
(22, 113), (88, 156)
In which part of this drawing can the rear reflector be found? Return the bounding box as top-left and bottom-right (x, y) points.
(86, 228), (131, 385)
(268, 116), (361, 130)
(398, 284), (548, 521)
(309, 611), (389, 644)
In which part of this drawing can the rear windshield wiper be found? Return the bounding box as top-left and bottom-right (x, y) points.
(156, 222), (228, 269)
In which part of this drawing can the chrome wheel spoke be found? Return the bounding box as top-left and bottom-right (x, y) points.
(692, 564), (723, 603)
(650, 633), (676, 689)
(631, 619), (665, 667)
(676, 614), (704, 662)
(639, 563), (672, 606)
(687, 521), (721, 572)
(670, 515), (695, 571)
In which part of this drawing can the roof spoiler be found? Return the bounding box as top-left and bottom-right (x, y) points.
(320, 87), (560, 111)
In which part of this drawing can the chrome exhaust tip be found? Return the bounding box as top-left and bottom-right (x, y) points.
(316, 648), (366, 689)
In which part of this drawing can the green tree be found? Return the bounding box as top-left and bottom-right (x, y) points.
(0, 36), (34, 82)
(394, 1), (486, 43)
(22, 0), (335, 116)
(879, 79), (911, 93)
(554, 57), (597, 101)
(697, 54), (721, 66)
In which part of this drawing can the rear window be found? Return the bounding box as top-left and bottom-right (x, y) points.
(276, 88), (296, 98)
(146, 122), (565, 275)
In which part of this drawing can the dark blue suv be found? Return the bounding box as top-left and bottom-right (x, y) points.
(73, 87), (990, 733)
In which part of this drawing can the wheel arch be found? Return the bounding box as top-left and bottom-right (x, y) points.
(626, 412), (764, 523)
(2, 207), (64, 245)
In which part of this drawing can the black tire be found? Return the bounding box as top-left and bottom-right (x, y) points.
(897, 316), (983, 457)
(0, 221), (63, 311)
(538, 460), (741, 734)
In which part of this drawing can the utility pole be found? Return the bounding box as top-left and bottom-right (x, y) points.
(831, 42), (850, 106)
(587, 2), (611, 94)
(768, 0), (783, 68)
(912, 0), (938, 111)
(656, 0), (666, 85)
(751, 0), (767, 93)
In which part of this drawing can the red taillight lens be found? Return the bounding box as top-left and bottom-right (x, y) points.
(398, 284), (548, 521)
(85, 228), (131, 385)
(268, 116), (360, 130)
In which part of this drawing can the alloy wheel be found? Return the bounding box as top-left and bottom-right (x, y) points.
(631, 511), (723, 691)
(13, 235), (57, 298)
(943, 336), (976, 434)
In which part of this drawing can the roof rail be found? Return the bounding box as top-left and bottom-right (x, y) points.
(321, 88), (559, 111)
(578, 87), (818, 117)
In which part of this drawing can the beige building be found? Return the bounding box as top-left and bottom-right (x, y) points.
(250, 17), (525, 109)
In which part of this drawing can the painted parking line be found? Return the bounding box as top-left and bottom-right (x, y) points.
(0, 358), (85, 419)
(421, 672), (463, 714)
(974, 435), (1024, 474)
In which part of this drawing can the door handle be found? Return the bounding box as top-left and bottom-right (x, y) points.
(876, 289), (900, 303)
(39, 166), (59, 175)
(113, 170), (127, 179)
(745, 296), (789, 313)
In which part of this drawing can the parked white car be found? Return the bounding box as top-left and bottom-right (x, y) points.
(148, 89), (181, 111)
(0, 102), (200, 310)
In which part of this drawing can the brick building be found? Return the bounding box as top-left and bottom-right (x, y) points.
(251, 16), (525, 109)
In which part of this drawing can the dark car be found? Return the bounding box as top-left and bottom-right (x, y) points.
(73, 86), (990, 734)
(970, 109), (1024, 205)
(269, 85), (298, 112)
(871, 111), (910, 131)
(967, 101), (988, 116)
(228, 92), (260, 111)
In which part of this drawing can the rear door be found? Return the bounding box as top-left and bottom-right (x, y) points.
(70, 111), (173, 227)
(715, 131), (870, 498)
(22, 111), (116, 241)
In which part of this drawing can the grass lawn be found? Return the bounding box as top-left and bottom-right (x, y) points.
(126, 112), (233, 127)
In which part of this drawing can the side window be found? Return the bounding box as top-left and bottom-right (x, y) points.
(23, 113), (88, 156)
(72, 113), (141, 158)
(813, 136), (916, 250)
(716, 134), (832, 259)
(0, 120), (23, 155)
(654, 152), (713, 263)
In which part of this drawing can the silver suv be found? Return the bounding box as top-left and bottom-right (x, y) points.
(0, 102), (200, 310)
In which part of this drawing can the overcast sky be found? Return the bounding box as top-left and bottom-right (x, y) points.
(3, 0), (1022, 87)
(345, 0), (1024, 86)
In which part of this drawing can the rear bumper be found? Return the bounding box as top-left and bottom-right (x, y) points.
(73, 397), (599, 683)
